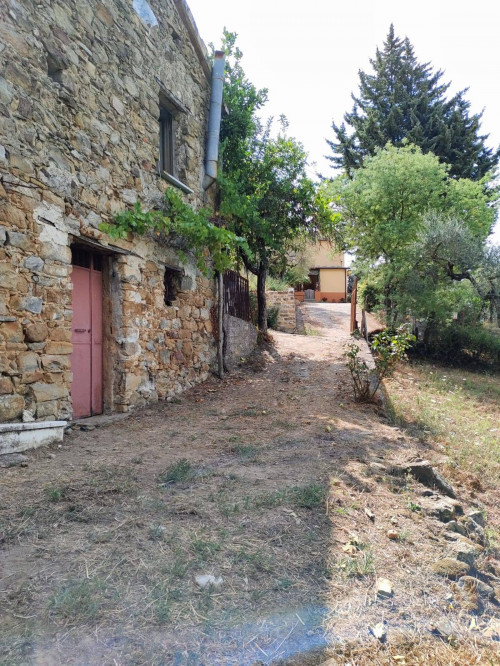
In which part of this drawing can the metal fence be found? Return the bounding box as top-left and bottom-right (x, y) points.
(223, 270), (251, 322)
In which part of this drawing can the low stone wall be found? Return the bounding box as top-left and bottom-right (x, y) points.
(295, 291), (346, 303)
(223, 314), (257, 371)
(266, 289), (297, 333)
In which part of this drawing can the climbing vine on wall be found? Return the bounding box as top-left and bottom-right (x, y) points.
(100, 188), (248, 275)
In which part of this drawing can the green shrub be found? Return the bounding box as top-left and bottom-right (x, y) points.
(345, 326), (415, 402)
(417, 324), (500, 366)
(267, 306), (280, 330)
(247, 275), (292, 291)
(358, 281), (380, 311)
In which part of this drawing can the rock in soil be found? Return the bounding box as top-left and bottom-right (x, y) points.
(458, 576), (495, 599)
(431, 558), (470, 579)
(194, 574), (223, 588)
(405, 461), (456, 498)
(460, 516), (486, 544)
(445, 520), (467, 536)
(446, 536), (483, 566)
(370, 621), (387, 642)
(375, 577), (393, 598)
(467, 509), (485, 527)
(368, 462), (387, 475)
(420, 495), (463, 522)
(483, 619), (500, 640)
(431, 619), (455, 641)
(0, 453), (28, 468)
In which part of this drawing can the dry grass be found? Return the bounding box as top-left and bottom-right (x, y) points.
(385, 362), (500, 487)
(1, 310), (500, 664)
(323, 636), (500, 665)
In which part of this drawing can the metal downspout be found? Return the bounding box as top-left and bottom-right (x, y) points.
(203, 51), (225, 190)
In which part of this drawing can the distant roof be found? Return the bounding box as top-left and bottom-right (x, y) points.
(313, 265), (348, 270)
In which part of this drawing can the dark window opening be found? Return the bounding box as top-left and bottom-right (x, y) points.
(72, 247), (91, 268)
(93, 254), (103, 272)
(164, 268), (179, 306)
(159, 105), (174, 175)
(71, 246), (103, 272)
(47, 53), (65, 85)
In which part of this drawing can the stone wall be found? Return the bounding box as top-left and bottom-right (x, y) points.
(0, 0), (217, 423)
(223, 314), (257, 371)
(266, 290), (297, 333)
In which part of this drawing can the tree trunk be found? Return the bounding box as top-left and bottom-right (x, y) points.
(257, 264), (268, 334)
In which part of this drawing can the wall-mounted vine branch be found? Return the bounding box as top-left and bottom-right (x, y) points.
(100, 188), (249, 275)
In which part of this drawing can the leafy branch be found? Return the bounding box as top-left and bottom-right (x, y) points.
(100, 188), (248, 275)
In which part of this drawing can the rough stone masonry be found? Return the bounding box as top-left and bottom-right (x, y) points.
(0, 0), (218, 423)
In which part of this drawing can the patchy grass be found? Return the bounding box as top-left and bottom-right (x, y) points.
(335, 549), (375, 579)
(49, 577), (113, 624)
(386, 362), (500, 487)
(44, 483), (69, 503)
(229, 444), (259, 461)
(253, 482), (326, 510)
(303, 324), (322, 336)
(158, 458), (194, 484)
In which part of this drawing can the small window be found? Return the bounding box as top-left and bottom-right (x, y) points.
(164, 268), (179, 306)
(47, 53), (65, 85)
(159, 105), (174, 175)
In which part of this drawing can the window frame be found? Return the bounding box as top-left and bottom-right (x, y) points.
(159, 106), (175, 176)
(157, 86), (194, 195)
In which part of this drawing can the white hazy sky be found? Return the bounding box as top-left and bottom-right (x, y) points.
(187, 0), (500, 240)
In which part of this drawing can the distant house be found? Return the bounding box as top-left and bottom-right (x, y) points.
(0, 0), (226, 424)
(295, 241), (349, 302)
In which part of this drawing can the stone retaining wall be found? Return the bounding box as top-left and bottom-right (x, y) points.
(0, 0), (217, 423)
(266, 289), (297, 333)
(223, 314), (257, 371)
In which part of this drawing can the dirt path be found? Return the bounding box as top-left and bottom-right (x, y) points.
(1, 305), (498, 665)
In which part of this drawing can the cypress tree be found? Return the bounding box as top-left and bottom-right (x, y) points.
(327, 25), (499, 179)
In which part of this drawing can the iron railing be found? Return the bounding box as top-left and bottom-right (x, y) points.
(223, 270), (251, 322)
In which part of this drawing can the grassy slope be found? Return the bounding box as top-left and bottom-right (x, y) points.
(386, 361), (500, 529)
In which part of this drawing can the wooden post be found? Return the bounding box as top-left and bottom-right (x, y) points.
(350, 277), (358, 334)
(361, 309), (368, 341)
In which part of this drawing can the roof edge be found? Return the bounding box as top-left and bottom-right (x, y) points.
(173, 0), (212, 81)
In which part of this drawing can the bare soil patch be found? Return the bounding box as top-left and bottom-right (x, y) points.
(1, 304), (499, 665)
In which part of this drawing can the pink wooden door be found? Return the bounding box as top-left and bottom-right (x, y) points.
(70, 249), (103, 419)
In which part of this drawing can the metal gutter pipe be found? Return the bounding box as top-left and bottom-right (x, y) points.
(203, 51), (225, 190)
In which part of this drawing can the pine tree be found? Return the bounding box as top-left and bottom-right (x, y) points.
(327, 25), (499, 179)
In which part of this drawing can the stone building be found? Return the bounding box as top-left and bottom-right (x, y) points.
(0, 0), (223, 424)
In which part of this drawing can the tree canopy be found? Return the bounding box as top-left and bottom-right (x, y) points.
(326, 25), (499, 180)
(325, 143), (499, 328)
(219, 32), (336, 332)
(327, 143), (496, 265)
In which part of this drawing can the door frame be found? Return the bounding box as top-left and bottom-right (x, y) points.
(70, 242), (117, 418)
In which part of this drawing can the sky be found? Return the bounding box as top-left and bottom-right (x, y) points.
(187, 0), (500, 242)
